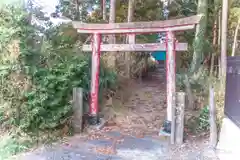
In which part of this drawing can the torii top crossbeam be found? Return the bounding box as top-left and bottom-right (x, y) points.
(72, 15), (202, 34)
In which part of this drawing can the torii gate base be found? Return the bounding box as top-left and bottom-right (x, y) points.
(73, 15), (201, 144)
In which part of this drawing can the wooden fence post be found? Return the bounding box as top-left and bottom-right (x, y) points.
(175, 92), (186, 145)
(72, 87), (83, 133)
(209, 86), (217, 148)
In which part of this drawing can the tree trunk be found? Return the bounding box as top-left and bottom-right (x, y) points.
(107, 0), (117, 69)
(101, 0), (107, 43)
(109, 0), (116, 42)
(213, 17), (217, 46)
(211, 0), (220, 77)
(231, 19), (239, 57)
(125, 0), (135, 78)
(127, 0), (135, 44)
(210, 53), (215, 77)
(190, 0), (208, 73)
(102, 0), (107, 21)
(218, 56), (221, 79)
(209, 86), (218, 148)
(184, 74), (195, 110)
(221, 0), (228, 78)
(75, 0), (80, 21)
(213, 0), (219, 47)
(217, 9), (221, 78)
(218, 9), (221, 50)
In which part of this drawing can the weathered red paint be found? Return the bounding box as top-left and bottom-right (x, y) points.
(90, 33), (101, 115)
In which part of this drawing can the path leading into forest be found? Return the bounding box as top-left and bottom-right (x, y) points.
(15, 64), (219, 160)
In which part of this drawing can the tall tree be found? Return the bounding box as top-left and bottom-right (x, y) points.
(213, 0), (220, 47)
(232, 18), (239, 56)
(56, 0), (90, 21)
(210, 0), (220, 76)
(101, 0), (107, 21)
(221, 0), (228, 78)
(229, 3), (240, 57)
(127, 0), (135, 44)
(107, 0), (117, 69)
(125, 0), (135, 78)
(190, 0), (209, 73)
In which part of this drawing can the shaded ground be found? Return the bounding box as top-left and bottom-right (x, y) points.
(107, 65), (167, 136)
(14, 65), (219, 160)
(15, 130), (217, 160)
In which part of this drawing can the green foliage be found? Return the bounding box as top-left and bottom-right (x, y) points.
(196, 106), (210, 132)
(134, 0), (163, 21)
(185, 105), (210, 134)
(19, 54), (116, 131)
(55, 0), (94, 21)
(0, 0), (24, 7)
(0, 133), (30, 160)
(0, 6), (116, 132)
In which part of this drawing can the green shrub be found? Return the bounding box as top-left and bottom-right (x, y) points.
(19, 55), (116, 131)
(0, 6), (117, 132)
(0, 133), (30, 160)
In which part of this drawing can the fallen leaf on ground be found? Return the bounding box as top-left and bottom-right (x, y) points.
(93, 146), (117, 155)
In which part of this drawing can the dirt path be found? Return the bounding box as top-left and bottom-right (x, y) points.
(109, 68), (167, 136)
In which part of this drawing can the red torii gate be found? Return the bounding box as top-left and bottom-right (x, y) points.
(72, 15), (201, 128)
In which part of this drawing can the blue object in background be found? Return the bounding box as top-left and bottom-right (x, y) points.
(151, 51), (166, 61)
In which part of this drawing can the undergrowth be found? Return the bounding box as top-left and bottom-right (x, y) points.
(178, 66), (225, 134)
(0, 5), (116, 159)
(0, 132), (30, 160)
(185, 75), (225, 134)
(195, 81), (224, 133)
